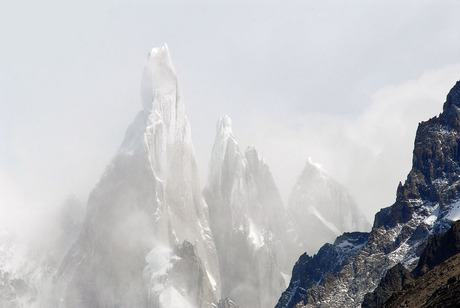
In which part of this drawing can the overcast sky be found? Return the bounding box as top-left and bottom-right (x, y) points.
(1, 0), (460, 226)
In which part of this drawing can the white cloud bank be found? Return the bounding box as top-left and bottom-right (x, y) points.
(236, 64), (460, 221)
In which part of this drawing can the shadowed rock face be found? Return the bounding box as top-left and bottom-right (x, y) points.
(412, 219), (460, 277)
(384, 253), (460, 308)
(276, 232), (368, 308)
(362, 220), (460, 308)
(374, 85), (460, 230)
(373, 81), (460, 232)
(279, 80), (460, 308)
(383, 219), (460, 308)
(361, 263), (414, 308)
(166, 241), (217, 307)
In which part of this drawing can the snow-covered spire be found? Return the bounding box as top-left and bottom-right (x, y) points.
(121, 44), (187, 156)
(206, 115), (239, 194)
(204, 115), (301, 306)
(216, 114), (233, 138)
(245, 145), (258, 156)
(245, 145), (261, 172)
(306, 156), (324, 172)
(140, 43), (180, 111)
(57, 45), (221, 307)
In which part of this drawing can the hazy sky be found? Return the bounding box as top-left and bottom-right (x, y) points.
(1, 0), (460, 225)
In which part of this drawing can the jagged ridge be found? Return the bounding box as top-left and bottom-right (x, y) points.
(362, 220), (460, 307)
(279, 80), (460, 307)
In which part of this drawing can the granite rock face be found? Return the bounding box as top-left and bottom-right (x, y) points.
(361, 263), (414, 308)
(384, 220), (460, 307)
(362, 220), (460, 308)
(384, 253), (460, 308)
(276, 232), (368, 308)
(412, 219), (460, 277)
(203, 113), (372, 307)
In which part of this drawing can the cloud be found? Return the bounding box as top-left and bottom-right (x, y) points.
(236, 64), (460, 221)
(2, 0), (460, 240)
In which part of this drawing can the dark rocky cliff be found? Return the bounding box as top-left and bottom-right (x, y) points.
(361, 263), (414, 308)
(278, 80), (460, 307)
(362, 220), (460, 308)
(276, 232), (368, 308)
(384, 253), (460, 308)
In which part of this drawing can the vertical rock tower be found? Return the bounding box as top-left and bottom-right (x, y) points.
(203, 115), (300, 308)
(56, 44), (219, 308)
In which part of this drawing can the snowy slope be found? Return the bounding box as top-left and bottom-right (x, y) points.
(288, 158), (370, 254)
(0, 197), (84, 308)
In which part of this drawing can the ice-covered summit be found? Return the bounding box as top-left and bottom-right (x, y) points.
(217, 114), (232, 129)
(216, 114), (234, 140)
(445, 80), (460, 109)
(141, 43), (181, 111)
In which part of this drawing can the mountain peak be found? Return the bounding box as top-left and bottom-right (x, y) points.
(217, 114), (232, 131)
(305, 157), (325, 173)
(440, 80), (460, 129)
(141, 43), (179, 111)
(147, 43), (170, 58)
(288, 157), (370, 254)
(57, 45), (220, 307)
(245, 145), (258, 157)
(245, 146), (263, 173)
(216, 115), (234, 140)
(444, 80), (460, 110)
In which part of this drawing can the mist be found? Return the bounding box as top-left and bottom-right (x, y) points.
(1, 1), (460, 306)
(2, 1), (460, 226)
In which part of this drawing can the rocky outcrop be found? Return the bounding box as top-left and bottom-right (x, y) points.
(361, 263), (414, 308)
(217, 297), (239, 308)
(143, 240), (217, 308)
(276, 232), (368, 308)
(412, 219), (460, 277)
(384, 253), (460, 308)
(362, 220), (460, 307)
